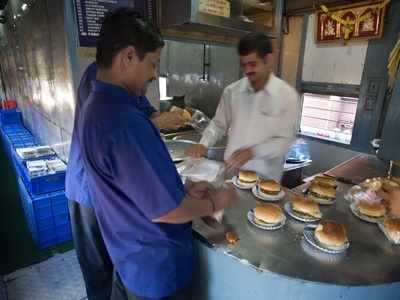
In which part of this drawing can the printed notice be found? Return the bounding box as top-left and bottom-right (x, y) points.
(74, 0), (154, 48)
(198, 0), (230, 18)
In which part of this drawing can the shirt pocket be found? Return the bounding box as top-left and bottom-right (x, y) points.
(258, 92), (285, 117)
(259, 101), (285, 117)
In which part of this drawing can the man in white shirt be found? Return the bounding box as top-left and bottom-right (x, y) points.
(186, 33), (300, 181)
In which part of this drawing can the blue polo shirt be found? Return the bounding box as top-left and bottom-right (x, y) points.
(65, 63), (156, 207)
(78, 80), (193, 298)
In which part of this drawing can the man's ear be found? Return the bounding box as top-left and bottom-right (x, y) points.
(119, 46), (138, 68)
(264, 53), (273, 64)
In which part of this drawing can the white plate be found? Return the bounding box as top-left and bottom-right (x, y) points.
(232, 176), (257, 190)
(252, 186), (285, 202)
(303, 226), (349, 254)
(284, 202), (321, 223)
(349, 202), (385, 224)
(247, 209), (286, 230)
(377, 221), (400, 245)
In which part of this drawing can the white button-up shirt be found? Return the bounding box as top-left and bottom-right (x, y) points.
(200, 73), (300, 180)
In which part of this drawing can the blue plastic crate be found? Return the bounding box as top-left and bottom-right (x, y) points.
(2, 124), (25, 133)
(56, 223), (72, 243)
(14, 155), (65, 195)
(17, 178), (71, 249)
(0, 109), (22, 126)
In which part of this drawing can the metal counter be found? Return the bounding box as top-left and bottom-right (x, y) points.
(193, 182), (400, 286)
(324, 154), (389, 184)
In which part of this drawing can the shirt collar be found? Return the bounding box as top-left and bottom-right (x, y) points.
(239, 72), (278, 95)
(91, 80), (143, 108)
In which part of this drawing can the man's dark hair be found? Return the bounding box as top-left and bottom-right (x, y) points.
(238, 33), (273, 58)
(96, 7), (165, 68)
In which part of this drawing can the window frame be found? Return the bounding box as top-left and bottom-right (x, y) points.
(297, 81), (361, 149)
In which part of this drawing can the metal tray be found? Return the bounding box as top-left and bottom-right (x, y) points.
(165, 140), (195, 162)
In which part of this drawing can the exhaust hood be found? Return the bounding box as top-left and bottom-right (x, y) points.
(157, 0), (275, 38)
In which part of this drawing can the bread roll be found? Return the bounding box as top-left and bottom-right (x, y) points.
(314, 220), (348, 250)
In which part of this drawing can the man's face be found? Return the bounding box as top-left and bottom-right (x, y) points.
(239, 52), (272, 84)
(125, 48), (161, 96)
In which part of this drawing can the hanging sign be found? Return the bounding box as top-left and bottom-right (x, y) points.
(315, 0), (390, 43)
(198, 0), (231, 18)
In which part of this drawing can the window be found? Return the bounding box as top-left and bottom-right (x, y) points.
(299, 93), (359, 145)
(158, 76), (172, 101)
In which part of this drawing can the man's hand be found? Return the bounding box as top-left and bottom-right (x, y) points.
(226, 147), (254, 170)
(211, 183), (236, 212)
(185, 180), (214, 199)
(151, 111), (185, 131)
(377, 187), (400, 217)
(185, 144), (207, 158)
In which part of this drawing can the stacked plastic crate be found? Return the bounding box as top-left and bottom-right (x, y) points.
(0, 104), (71, 249)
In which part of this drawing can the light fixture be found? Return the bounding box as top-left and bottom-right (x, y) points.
(21, 3), (28, 11)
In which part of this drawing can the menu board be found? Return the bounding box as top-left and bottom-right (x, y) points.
(74, 0), (155, 48)
(198, 0), (230, 18)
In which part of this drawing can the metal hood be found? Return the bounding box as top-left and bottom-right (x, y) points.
(158, 0), (275, 38)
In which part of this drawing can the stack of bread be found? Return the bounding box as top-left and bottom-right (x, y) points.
(308, 176), (337, 204)
(170, 106), (192, 122)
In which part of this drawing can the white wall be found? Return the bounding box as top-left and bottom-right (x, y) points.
(302, 15), (368, 85)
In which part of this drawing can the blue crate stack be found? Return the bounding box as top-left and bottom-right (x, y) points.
(0, 108), (71, 249)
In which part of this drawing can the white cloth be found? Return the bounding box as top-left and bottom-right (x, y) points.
(200, 73), (300, 180)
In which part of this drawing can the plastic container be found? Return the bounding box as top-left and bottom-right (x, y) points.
(0, 108), (22, 126)
(15, 155), (66, 195)
(18, 178), (71, 249)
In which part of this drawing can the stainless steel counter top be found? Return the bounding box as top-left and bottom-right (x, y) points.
(193, 182), (400, 286)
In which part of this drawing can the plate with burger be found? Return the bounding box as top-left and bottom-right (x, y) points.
(232, 170), (258, 190)
(307, 183), (336, 205)
(350, 201), (386, 223)
(247, 203), (286, 230)
(378, 217), (400, 245)
(252, 180), (285, 202)
(284, 195), (322, 222)
(303, 220), (349, 254)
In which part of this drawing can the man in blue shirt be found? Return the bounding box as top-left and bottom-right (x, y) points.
(78, 9), (233, 300)
(66, 43), (187, 300)
(66, 64), (189, 299)
(78, 8), (234, 300)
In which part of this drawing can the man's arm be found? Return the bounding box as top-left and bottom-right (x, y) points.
(153, 184), (235, 224)
(199, 89), (231, 148)
(186, 89), (231, 158)
(102, 126), (234, 225)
